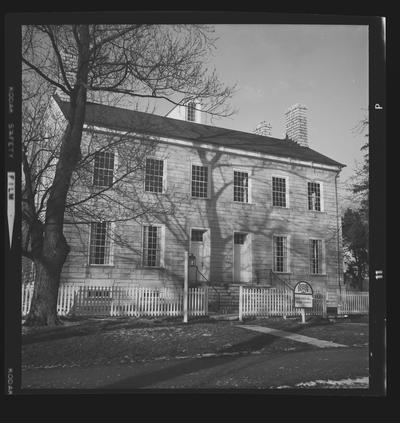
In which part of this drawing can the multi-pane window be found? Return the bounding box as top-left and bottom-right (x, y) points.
(234, 171), (249, 203)
(191, 165), (209, 198)
(308, 182), (321, 211)
(309, 239), (323, 274)
(145, 158), (164, 193)
(273, 236), (288, 272)
(143, 225), (162, 267)
(89, 222), (112, 265)
(93, 151), (115, 187)
(187, 102), (196, 122)
(272, 177), (287, 207)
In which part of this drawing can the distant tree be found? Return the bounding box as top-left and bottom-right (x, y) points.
(22, 24), (236, 326)
(342, 208), (368, 290)
(342, 118), (369, 290)
(351, 118), (369, 219)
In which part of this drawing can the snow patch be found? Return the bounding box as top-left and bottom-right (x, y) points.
(274, 377), (369, 389)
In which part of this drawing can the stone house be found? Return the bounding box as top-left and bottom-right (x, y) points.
(41, 95), (345, 306)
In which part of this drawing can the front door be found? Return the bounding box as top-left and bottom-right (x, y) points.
(189, 228), (210, 283)
(233, 232), (251, 283)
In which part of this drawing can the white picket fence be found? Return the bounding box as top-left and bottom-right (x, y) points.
(22, 283), (208, 318)
(337, 291), (369, 315)
(239, 287), (326, 320)
(239, 286), (369, 320)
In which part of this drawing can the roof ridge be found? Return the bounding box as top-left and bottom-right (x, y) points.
(53, 95), (345, 168)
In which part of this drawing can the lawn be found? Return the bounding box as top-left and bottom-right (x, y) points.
(22, 315), (369, 370)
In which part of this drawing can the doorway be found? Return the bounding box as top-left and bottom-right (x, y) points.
(233, 232), (251, 283)
(189, 228), (210, 283)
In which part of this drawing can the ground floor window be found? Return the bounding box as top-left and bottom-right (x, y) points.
(309, 239), (323, 274)
(273, 235), (288, 272)
(89, 222), (113, 265)
(143, 225), (162, 267)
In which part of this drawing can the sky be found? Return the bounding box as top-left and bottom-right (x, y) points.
(206, 25), (369, 187)
(129, 24), (369, 206)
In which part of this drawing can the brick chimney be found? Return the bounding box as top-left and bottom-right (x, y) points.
(285, 104), (309, 147)
(254, 121), (272, 137)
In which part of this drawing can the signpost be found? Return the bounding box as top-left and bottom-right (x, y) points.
(183, 251), (189, 323)
(294, 281), (313, 323)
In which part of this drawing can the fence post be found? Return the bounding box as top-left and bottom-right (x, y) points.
(183, 251), (188, 323)
(239, 285), (243, 322)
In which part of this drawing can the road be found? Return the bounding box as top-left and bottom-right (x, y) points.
(22, 346), (369, 390)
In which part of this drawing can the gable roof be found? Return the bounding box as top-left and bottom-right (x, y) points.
(54, 95), (345, 169)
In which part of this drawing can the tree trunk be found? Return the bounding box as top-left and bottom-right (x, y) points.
(24, 259), (62, 326)
(24, 25), (91, 327)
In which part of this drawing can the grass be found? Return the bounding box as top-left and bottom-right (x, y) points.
(22, 315), (369, 370)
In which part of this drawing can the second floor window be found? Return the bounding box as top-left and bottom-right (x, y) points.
(89, 222), (112, 265)
(272, 177), (287, 207)
(234, 171), (249, 203)
(273, 235), (288, 272)
(309, 239), (323, 274)
(145, 158), (164, 193)
(192, 165), (209, 198)
(187, 102), (196, 122)
(93, 151), (115, 187)
(308, 182), (321, 211)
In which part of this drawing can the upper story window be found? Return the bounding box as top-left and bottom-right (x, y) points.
(186, 102), (196, 122)
(93, 151), (115, 187)
(272, 176), (287, 207)
(191, 165), (209, 198)
(143, 225), (163, 267)
(145, 158), (164, 193)
(308, 182), (321, 211)
(273, 235), (288, 272)
(309, 239), (324, 274)
(89, 222), (113, 265)
(233, 171), (249, 203)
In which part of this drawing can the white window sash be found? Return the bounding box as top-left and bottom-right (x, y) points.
(144, 157), (165, 193)
(272, 175), (289, 208)
(233, 169), (251, 203)
(88, 221), (114, 266)
(273, 235), (289, 273)
(142, 224), (165, 268)
(190, 162), (210, 199)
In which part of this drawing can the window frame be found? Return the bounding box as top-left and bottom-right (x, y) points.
(92, 149), (117, 188)
(233, 168), (251, 203)
(141, 224), (165, 268)
(272, 234), (290, 273)
(271, 175), (289, 208)
(309, 238), (325, 275)
(190, 162), (211, 199)
(186, 101), (197, 122)
(144, 157), (167, 194)
(88, 221), (114, 266)
(307, 181), (324, 212)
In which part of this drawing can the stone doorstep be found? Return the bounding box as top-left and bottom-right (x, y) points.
(208, 313), (239, 321)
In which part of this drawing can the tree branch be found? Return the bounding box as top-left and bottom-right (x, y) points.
(22, 57), (71, 96)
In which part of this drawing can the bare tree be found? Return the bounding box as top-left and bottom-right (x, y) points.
(22, 24), (236, 326)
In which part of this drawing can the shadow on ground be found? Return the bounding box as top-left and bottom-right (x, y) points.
(22, 316), (216, 345)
